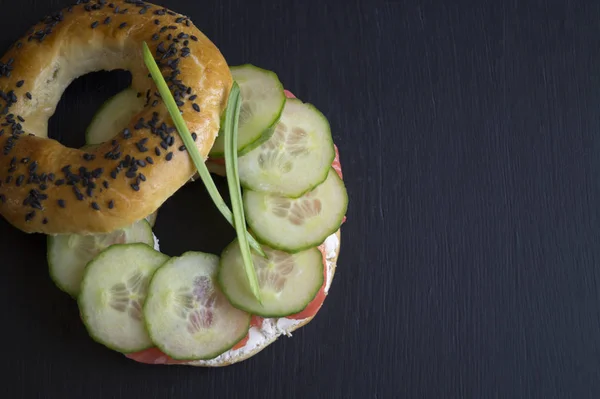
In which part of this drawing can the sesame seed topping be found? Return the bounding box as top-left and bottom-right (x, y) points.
(104, 17), (111, 24)
(119, 22), (127, 29)
(0, 194), (5, 203)
(192, 103), (200, 112)
(42, 218), (48, 225)
(25, 92), (32, 100)
(191, 132), (197, 141)
(152, 33), (160, 41)
(178, 145), (186, 151)
(131, 183), (140, 191)
(25, 211), (35, 222)
(165, 152), (173, 161)
(16, 80), (24, 88)
(103, 181), (109, 189)
(188, 94), (197, 101)
(139, 173), (146, 181)
(91, 21), (99, 29)
(55, 179), (65, 186)
(108, 200), (114, 209)
(16, 175), (24, 186)
(83, 153), (95, 161)
(91, 202), (100, 211)
(57, 199), (66, 208)
(191, 35), (198, 41)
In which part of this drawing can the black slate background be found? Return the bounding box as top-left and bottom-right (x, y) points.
(1, 0), (600, 398)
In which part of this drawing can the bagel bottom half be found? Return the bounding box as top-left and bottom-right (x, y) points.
(126, 230), (341, 367)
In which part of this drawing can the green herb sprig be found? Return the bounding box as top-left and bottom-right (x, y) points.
(141, 42), (267, 266)
(223, 82), (262, 303)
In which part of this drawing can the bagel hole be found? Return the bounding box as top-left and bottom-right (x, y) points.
(48, 69), (132, 148)
(153, 176), (237, 257)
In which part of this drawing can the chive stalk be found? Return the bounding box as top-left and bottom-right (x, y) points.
(141, 42), (266, 259)
(224, 82), (262, 303)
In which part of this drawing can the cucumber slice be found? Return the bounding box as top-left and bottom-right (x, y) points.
(238, 98), (335, 198)
(78, 244), (169, 353)
(144, 252), (251, 360)
(85, 88), (145, 145)
(210, 65), (286, 157)
(218, 240), (324, 317)
(47, 219), (154, 297)
(244, 168), (347, 253)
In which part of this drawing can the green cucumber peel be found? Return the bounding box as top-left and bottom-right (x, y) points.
(224, 82), (262, 304)
(141, 42), (266, 259)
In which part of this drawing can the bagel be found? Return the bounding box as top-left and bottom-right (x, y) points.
(0, 0), (232, 235)
(2, 1), (347, 367)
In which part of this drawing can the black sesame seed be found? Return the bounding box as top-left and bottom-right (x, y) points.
(160, 141), (168, 150)
(160, 26), (168, 33)
(152, 33), (160, 41)
(57, 199), (65, 208)
(191, 35), (198, 41)
(125, 170), (136, 178)
(104, 17), (111, 24)
(16, 80), (24, 88)
(139, 173), (146, 181)
(0, 194), (5, 203)
(73, 187), (84, 201)
(192, 103), (200, 112)
(0, 129), (4, 137)
(110, 170), (118, 179)
(91, 202), (100, 211)
(83, 153), (95, 161)
(167, 33), (172, 40)
(17, 115), (24, 122)
(191, 132), (197, 141)
(178, 145), (186, 152)
(108, 200), (114, 209)
(29, 161), (38, 173)
(5, 176), (12, 184)
(25, 211), (35, 222)
(42, 218), (48, 225)
(91, 21), (99, 29)
(40, 183), (47, 191)
(167, 136), (174, 146)
(55, 179), (65, 186)
(155, 147), (161, 156)
(131, 183), (140, 191)
(16, 175), (24, 186)
(175, 17), (185, 23)
(25, 92), (32, 100)
(189, 94), (197, 101)
(154, 19), (160, 25)
(165, 152), (173, 161)
(152, 100), (159, 107)
(136, 159), (146, 167)
(119, 22), (127, 29)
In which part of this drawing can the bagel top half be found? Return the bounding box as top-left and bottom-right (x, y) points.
(0, 0), (232, 235)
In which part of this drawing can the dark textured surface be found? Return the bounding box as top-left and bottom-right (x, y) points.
(1, 0), (600, 398)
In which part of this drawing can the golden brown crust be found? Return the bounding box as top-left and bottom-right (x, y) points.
(0, 1), (232, 234)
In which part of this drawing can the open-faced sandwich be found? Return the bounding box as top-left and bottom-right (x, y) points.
(0, 0), (347, 367)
